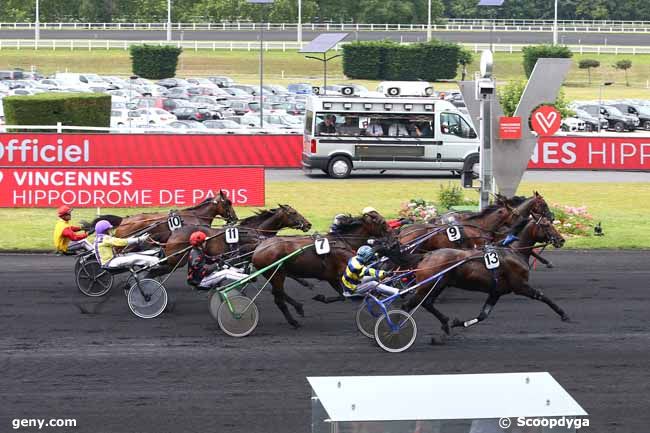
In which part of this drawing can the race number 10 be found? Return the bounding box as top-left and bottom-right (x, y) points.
(168, 215), (182, 231)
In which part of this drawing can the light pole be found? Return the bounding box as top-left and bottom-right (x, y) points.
(598, 81), (614, 132)
(167, 0), (172, 42)
(477, 0), (504, 52)
(297, 0), (302, 46)
(427, 0), (432, 42)
(248, 0), (274, 129)
(35, 0), (40, 47)
(553, 0), (558, 45)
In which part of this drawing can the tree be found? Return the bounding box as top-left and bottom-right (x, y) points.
(578, 59), (600, 85)
(522, 44), (573, 78)
(614, 59), (633, 86)
(498, 80), (573, 119)
(457, 48), (474, 81)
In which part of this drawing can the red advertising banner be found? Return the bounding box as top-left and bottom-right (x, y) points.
(0, 167), (264, 208)
(529, 137), (650, 170)
(0, 133), (303, 168)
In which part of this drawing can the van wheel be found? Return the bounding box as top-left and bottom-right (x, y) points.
(644, 121), (650, 130)
(585, 123), (593, 132)
(327, 156), (352, 179)
(614, 122), (625, 132)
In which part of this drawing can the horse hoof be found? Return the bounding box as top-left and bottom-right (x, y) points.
(561, 315), (571, 322)
(441, 323), (451, 336)
(546, 262), (554, 269)
(430, 335), (447, 345)
(295, 304), (305, 317)
(290, 320), (301, 329)
(312, 294), (326, 303)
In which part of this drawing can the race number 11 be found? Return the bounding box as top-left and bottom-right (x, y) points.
(225, 227), (239, 244)
(315, 238), (330, 255)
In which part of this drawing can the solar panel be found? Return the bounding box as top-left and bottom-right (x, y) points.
(478, 0), (505, 5)
(299, 33), (349, 53)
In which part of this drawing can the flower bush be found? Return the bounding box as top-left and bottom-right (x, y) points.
(550, 204), (594, 237)
(398, 198), (438, 223)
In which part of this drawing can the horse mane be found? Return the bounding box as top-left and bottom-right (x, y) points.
(183, 197), (213, 211)
(238, 207), (278, 226)
(507, 195), (527, 206)
(334, 214), (365, 233)
(465, 204), (503, 220)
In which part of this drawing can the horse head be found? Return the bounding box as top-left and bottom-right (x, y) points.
(277, 204), (312, 232)
(530, 214), (565, 248)
(213, 190), (238, 223)
(360, 211), (390, 238)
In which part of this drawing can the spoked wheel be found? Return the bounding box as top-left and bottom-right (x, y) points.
(355, 298), (383, 339)
(127, 279), (168, 319)
(75, 260), (113, 297)
(374, 310), (417, 353)
(217, 295), (259, 337)
(208, 289), (240, 321)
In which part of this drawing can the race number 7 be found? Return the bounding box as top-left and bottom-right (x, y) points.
(315, 237), (330, 255)
(225, 227), (239, 244)
(167, 215), (182, 231)
(484, 251), (500, 269)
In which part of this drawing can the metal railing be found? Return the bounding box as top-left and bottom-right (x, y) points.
(2, 20), (650, 33)
(2, 39), (650, 55)
(0, 123), (302, 135)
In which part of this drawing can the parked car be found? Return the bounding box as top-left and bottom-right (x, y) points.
(610, 103), (650, 130)
(287, 83), (312, 94)
(561, 116), (586, 132)
(278, 101), (306, 116)
(172, 106), (222, 121)
(208, 76), (235, 88)
(156, 78), (191, 89)
(222, 87), (253, 99)
(231, 84), (260, 96)
(575, 109), (609, 132)
(203, 119), (245, 132)
(577, 105), (636, 132)
(227, 100), (261, 115)
(135, 108), (177, 125)
(162, 98), (195, 112)
(167, 120), (208, 130)
(111, 109), (148, 128)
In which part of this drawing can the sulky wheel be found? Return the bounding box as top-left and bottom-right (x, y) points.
(75, 259), (113, 297)
(208, 289), (240, 321)
(217, 295), (259, 337)
(374, 310), (417, 353)
(355, 298), (384, 339)
(127, 279), (168, 319)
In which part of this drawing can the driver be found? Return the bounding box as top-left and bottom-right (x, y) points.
(187, 231), (248, 290)
(53, 205), (92, 254)
(341, 245), (397, 297)
(93, 220), (158, 270)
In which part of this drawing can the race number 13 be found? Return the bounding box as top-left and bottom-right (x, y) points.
(484, 251), (500, 269)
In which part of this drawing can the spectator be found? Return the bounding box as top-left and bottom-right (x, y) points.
(388, 120), (409, 137)
(318, 114), (337, 134)
(365, 118), (384, 136)
(414, 122), (433, 137)
(338, 117), (361, 135)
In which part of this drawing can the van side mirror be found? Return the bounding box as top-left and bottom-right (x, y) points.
(461, 171), (473, 188)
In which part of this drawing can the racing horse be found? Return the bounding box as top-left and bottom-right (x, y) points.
(401, 215), (568, 339)
(81, 191), (238, 242)
(397, 192), (555, 266)
(160, 204), (312, 272)
(251, 212), (391, 328)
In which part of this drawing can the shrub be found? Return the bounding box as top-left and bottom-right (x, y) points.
(578, 59), (600, 84)
(130, 44), (183, 79)
(614, 59), (632, 86)
(522, 44), (573, 78)
(550, 204), (594, 237)
(342, 40), (463, 81)
(3, 92), (110, 131)
(437, 183), (464, 210)
(498, 81), (573, 119)
(398, 199), (438, 223)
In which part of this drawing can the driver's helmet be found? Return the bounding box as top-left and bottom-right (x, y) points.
(94, 220), (113, 235)
(362, 206), (377, 215)
(189, 231), (207, 246)
(332, 213), (346, 225)
(356, 245), (374, 264)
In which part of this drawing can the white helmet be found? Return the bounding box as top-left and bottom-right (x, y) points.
(362, 207), (377, 215)
(332, 214), (346, 225)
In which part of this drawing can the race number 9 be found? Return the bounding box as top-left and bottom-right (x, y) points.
(484, 252), (500, 270)
(225, 227), (239, 244)
(168, 215), (182, 231)
(446, 226), (461, 242)
(315, 237), (330, 255)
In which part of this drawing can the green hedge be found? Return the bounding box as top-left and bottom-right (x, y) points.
(3, 93), (110, 130)
(130, 44), (183, 79)
(522, 44), (573, 78)
(342, 40), (463, 81)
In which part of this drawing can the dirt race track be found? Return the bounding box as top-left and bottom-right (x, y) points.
(1, 251), (649, 433)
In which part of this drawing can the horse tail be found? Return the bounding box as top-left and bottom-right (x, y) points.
(80, 215), (124, 234)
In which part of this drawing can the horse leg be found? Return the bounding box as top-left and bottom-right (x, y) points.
(290, 277), (314, 290)
(450, 293), (500, 329)
(517, 284), (570, 321)
(281, 291), (305, 317)
(531, 251), (553, 268)
(421, 294), (453, 335)
(269, 272), (300, 328)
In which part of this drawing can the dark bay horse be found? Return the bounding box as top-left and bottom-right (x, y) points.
(401, 215), (568, 339)
(82, 191), (238, 242)
(161, 204), (312, 271)
(251, 212), (391, 328)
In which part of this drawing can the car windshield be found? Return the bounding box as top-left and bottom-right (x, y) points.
(635, 105), (650, 115)
(605, 106), (624, 116)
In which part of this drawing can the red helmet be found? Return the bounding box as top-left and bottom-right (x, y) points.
(57, 205), (72, 217)
(189, 231), (207, 246)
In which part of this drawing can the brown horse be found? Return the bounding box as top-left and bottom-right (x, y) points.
(161, 204), (312, 271)
(251, 212), (391, 328)
(82, 191), (238, 242)
(401, 215), (568, 340)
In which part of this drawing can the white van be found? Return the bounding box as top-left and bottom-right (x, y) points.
(302, 90), (479, 178)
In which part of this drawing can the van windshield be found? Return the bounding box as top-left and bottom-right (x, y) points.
(313, 112), (435, 138)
